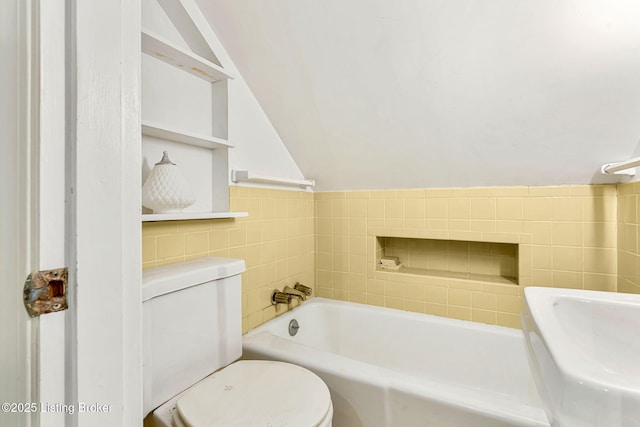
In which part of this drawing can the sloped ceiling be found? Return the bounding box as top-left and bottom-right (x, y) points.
(197, 0), (640, 191)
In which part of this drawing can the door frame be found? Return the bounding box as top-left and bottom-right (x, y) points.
(2, 0), (143, 426)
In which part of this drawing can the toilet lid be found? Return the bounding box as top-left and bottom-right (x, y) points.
(174, 360), (332, 427)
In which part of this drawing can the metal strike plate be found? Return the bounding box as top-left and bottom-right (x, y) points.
(23, 268), (68, 317)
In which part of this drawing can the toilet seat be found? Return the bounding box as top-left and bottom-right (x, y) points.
(171, 360), (333, 427)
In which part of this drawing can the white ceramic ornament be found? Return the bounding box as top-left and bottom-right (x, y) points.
(142, 151), (196, 213)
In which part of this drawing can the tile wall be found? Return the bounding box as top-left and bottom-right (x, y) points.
(618, 181), (640, 294)
(142, 186), (314, 333)
(142, 184), (621, 332)
(315, 185), (617, 328)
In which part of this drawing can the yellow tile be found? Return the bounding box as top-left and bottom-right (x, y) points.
(405, 300), (426, 314)
(472, 309), (497, 325)
(552, 197), (583, 221)
(177, 220), (213, 233)
(350, 274), (367, 293)
(470, 220), (496, 232)
(142, 236), (156, 263)
(496, 294), (523, 314)
(228, 246), (247, 263)
(448, 219), (471, 231)
(447, 306), (471, 321)
(405, 283), (426, 301)
(447, 199), (470, 219)
(425, 188), (453, 198)
(316, 218), (333, 235)
(470, 198), (495, 220)
(426, 199), (447, 219)
(448, 288), (471, 307)
(552, 271), (582, 289)
(317, 287), (333, 298)
(349, 218), (367, 236)
(496, 198), (523, 220)
(552, 222), (583, 247)
(583, 222), (616, 248)
(333, 199), (348, 217)
(531, 269), (553, 287)
(524, 198), (552, 220)
(350, 254), (367, 274)
(228, 224), (247, 247)
(368, 199), (386, 218)
(349, 292), (368, 304)
(583, 273), (616, 292)
(316, 199), (333, 218)
(481, 282), (519, 295)
(471, 292), (497, 310)
(157, 235), (185, 259)
(385, 297), (405, 310)
(523, 221), (553, 245)
(496, 313), (521, 329)
(209, 229), (229, 251)
(385, 199), (405, 218)
(583, 197), (616, 222)
(367, 279), (385, 295)
(426, 303), (447, 317)
(348, 199), (367, 217)
(185, 232), (209, 255)
(405, 199), (426, 218)
(490, 187), (528, 197)
(552, 247), (583, 272)
(245, 244), (263, 269)
(396, 189), (425, 198)
(142, 221), (178, 236)
(455, 187), (492, 198)
(333, 218), (349, 235)
(426, 286), (448, 304)
(367, 294), (385, 307)
(496, 221), (523, 234)
(583, 248), (616, 274)
(346, 191), (371, 199)
(531, 245), (553, 270)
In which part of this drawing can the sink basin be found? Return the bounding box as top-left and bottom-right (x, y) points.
(522, 287), (640, 427)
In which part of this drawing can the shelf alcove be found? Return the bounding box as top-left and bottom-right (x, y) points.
(376, 236), (519, 285)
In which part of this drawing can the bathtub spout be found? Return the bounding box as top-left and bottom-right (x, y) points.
(293, 282), (313, 296)
(283, 286), (306, 301)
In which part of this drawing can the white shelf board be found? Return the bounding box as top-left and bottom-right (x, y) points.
(231, 170), (315, 188)
(142, 121), (233, 150)
(141, 212), (248, 222)
(141, 28), (234, 82)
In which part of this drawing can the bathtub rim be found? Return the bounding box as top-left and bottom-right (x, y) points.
(243, 297), (549, 427)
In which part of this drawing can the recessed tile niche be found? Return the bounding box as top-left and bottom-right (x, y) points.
(376, 237), (519, 285)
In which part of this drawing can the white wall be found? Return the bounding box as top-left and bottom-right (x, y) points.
(197, 0), (640, 191)
(142, 0), (306, 193)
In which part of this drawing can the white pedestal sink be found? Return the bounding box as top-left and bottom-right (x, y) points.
(522, 287), (640, 427)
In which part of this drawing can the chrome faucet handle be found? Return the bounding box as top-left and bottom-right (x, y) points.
(271, 290), (292, 305)
(293, 282), (312, 296)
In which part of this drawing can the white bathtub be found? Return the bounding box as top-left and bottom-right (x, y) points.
(243, 298), (549, 427)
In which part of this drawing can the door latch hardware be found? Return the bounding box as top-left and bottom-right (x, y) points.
(23, 268), (68, 317)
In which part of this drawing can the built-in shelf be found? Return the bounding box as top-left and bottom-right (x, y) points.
(377, 266), (518, 285)
(377, 236), (519, 285)
(142, 121), (233, 150)
(231, 170), (315, 188)
(142, 212), (248, 222)
(141, 28), (234, 83)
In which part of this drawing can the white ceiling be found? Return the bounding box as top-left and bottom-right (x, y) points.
(197, 0), (640, 191)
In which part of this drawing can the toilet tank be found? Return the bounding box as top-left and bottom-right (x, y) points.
(142, 256), (245, 416)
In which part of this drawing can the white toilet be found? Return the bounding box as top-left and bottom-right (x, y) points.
(142, 256), (333, 427)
